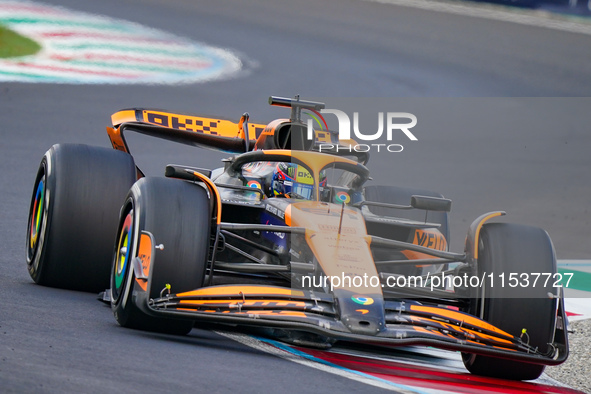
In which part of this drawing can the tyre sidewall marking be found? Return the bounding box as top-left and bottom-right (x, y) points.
(113, 209), (133, 300)
(27, 154), (52, 277)
(29, 176), (44, 251)
(120, 187), (142, 309)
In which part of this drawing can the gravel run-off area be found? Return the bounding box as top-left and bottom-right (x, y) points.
(546, 318), (591, 393)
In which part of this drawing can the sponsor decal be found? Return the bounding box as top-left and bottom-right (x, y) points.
(247, 180), (262, 189)
(413, 229), (447, 251)
(334, 191), (350, 204)
(265, 204), (285, 220)
(296, 168), (314, 185)
(317, 223), (356, 235)
(351, 295), (374, 305)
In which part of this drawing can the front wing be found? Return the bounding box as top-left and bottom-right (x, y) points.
(134, 284), (568, 365)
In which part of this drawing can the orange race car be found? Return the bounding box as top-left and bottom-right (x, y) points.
(26, 96), (568, 381)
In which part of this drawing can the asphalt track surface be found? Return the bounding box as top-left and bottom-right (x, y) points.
(2, 0), (591, 392)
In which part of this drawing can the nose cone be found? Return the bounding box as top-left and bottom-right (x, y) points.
(336, 291), (386, 336)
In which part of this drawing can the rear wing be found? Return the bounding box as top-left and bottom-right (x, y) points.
(108, 108), (267, 154)
(107, 101), (369, 163)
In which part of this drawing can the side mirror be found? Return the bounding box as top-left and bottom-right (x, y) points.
(411, 195), (452, 212)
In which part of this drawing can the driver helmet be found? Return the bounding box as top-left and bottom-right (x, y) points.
(271, 162), (315, 200)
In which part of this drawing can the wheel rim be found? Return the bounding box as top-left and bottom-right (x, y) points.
(112, 209), (133, 303)
(27, 174), (46, 262)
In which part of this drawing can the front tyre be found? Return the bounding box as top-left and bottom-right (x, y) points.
(462, 223), (558, 380)
(111, 177), (212, 335)
(26, 144), (136, 292)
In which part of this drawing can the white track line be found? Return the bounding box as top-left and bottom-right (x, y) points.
(364, 0), (591, 35)
(215, 331), (452, 394)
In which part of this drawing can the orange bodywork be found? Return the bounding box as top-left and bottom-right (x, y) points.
(179, 299), (306, 307)
(111, 108), (266, 140)
(135, 233), (152, 292)
(410, 304), (513, 338)
(288, 201), (380, 295)
(106, 126), (128, 153)
(192, 171), (222, 225)
(101, 100), (566, 368)
(178, 285), (305, 298)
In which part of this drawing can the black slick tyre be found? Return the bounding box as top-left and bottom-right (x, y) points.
(111, 177), (211, 335)
(26, 144), (136, 292)
(462, 223), (558, 380)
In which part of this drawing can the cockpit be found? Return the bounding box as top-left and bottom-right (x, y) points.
(214, 151), (369, 206)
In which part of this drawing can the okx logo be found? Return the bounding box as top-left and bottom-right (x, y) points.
(306, 109), (418, 153)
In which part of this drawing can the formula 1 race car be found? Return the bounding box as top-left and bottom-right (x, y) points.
(26, 96), (568, 381)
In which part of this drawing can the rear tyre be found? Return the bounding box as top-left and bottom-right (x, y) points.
(26, 144), (136, 292)
(111, 177), (211, 335)
(462, 223), (557, 380)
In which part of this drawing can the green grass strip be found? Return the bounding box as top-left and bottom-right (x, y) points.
(558, 268), (591, 292)
(0, 24), (41, 58)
